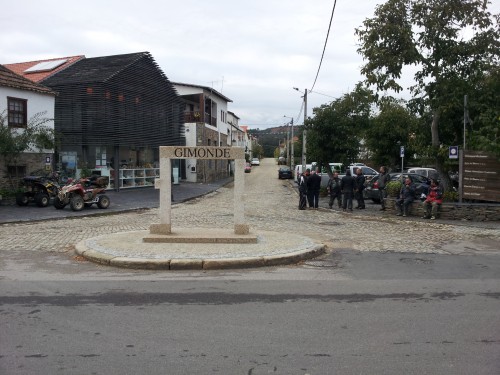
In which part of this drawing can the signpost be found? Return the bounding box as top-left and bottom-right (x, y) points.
(449, 146), (458, 159)
(400, 146), (405, 173)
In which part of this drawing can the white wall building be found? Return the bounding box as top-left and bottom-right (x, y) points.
(173, 82), (234, 183)
(0, 65), (56, 189)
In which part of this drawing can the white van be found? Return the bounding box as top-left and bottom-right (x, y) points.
(294, 164), (312, 183)
(408, 167), (438, 179)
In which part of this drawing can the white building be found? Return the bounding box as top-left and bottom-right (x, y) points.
(173, 82), (235, 183)
(0, 65), (56, 190)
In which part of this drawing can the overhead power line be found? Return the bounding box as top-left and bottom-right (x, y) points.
(310, 0), (338, 91)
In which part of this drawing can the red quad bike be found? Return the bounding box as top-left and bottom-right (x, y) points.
(54, 175), (110, 211)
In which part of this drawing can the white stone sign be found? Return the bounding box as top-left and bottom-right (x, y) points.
(150, 146), (248, 236)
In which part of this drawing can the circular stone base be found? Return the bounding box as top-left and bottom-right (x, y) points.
(75, 228), (325, 270)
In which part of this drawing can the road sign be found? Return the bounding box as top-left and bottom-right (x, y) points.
(400, 146), (405, 158)
(449, 146), (458, 159)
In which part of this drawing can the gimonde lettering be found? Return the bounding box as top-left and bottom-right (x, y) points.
(160, 146), (245, 160)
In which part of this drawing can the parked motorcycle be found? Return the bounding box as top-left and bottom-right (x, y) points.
(54, 175), (110, 211)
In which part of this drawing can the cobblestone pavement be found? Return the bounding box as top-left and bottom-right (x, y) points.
(1, 158), (499, 257)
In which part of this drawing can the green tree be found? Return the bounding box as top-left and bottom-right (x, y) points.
(306, 84), (373, 172)
(252, 143), (264, 159)
(365, 97), (420, 169)
(467, 68), (500, 155)
(0, 111), (55, 187)
(356, 0), (500, 189)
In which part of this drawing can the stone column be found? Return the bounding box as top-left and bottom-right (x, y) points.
(150, 157), (171, 234)
(234, 158), (249, 234)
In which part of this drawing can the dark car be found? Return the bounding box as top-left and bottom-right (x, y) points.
(364, 173), (431, 203)
(278, 166), (293, 179)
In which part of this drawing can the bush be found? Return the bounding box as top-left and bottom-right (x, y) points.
(386, 181), (402, 197)
(443, 191), (459, 202)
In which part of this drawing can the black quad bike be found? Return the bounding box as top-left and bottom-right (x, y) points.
(16, 171), (61, 207)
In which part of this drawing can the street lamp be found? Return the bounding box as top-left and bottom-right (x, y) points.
(293, 87), (307, 171)
(283, 115), (294, 169)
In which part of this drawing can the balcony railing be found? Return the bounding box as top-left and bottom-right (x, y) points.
(183, 111), (217, 126)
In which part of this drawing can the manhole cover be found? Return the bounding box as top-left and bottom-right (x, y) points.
(304, 259), (338, 268)
(400, 258), (434, 265)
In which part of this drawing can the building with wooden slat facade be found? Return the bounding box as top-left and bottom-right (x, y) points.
(40, 52), (185, 189)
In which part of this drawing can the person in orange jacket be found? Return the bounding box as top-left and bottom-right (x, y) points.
(422, 179), (443, 220)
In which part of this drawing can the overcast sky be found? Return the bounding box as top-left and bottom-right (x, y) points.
(1, 0), (499, 129)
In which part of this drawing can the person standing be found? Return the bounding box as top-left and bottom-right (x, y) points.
(354, 168), (366, 209)
(327, 171), (342, 209)
(306, 168), (322, 209)
(341, 169), (355, 211)
(395, 177), (415, 217)
(298, 169), (310, 210)
(378, 166), (391, 211)
(422, 179), (443, 220)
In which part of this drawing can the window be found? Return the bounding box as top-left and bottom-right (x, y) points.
(8, 165), (26, 178)
(8, 97), (27, 128)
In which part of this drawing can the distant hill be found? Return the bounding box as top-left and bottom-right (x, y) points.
(247, 126), (301, 157)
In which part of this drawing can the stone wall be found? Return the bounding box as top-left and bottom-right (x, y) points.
(0, 153), (54, 191)
(195, 124), (230, 183)
(386, 198), (500, 221)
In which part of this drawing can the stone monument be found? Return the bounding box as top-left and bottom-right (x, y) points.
(145, 146), (257, 244)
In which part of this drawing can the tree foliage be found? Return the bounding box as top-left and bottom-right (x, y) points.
(305, 84), (373, 171)
(0, 110), (55, 167)
(356, 0), (500, 188)
(365, 97), (420, 169)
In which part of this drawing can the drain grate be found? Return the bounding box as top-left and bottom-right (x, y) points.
(318, 222), (344, 226)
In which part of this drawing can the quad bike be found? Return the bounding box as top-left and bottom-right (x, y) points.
(54, 175), (110, 211)
(16, 170), (61, 207)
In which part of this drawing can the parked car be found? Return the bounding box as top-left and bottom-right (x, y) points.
(278, 166), (293, 179)
(245, 163), (252, 173)
(364, 173), (431, 203)
(251, 158), (260, 166)
(320, 164), (378, 188)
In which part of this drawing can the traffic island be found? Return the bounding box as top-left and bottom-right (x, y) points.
(74, 229), (326, 270)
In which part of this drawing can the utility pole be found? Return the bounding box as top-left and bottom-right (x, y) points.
(290, 117), (294, 171)
(302, 88), (307, 171)
(463, 95), (468, 150)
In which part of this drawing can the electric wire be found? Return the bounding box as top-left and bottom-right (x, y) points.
(310, 0), (337, 91)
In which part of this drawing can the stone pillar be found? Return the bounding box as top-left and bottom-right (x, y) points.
(150, 157), (171, 234)
(234, 158), (249, 234)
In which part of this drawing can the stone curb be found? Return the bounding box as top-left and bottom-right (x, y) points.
(74, 239), (326, 271)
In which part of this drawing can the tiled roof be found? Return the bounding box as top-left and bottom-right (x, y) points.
(0, 64), (56, 95)
(42, 52), (161, 86)
(3, 55), (85, 83)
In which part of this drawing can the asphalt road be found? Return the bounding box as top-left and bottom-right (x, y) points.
(1, 250), (499, 375)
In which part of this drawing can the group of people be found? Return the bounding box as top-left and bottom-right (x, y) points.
(298, 168), (321, 210)
(298, 167), (366, 212)
(394, 176), (443, 220)
(298, 165), (444, 219)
